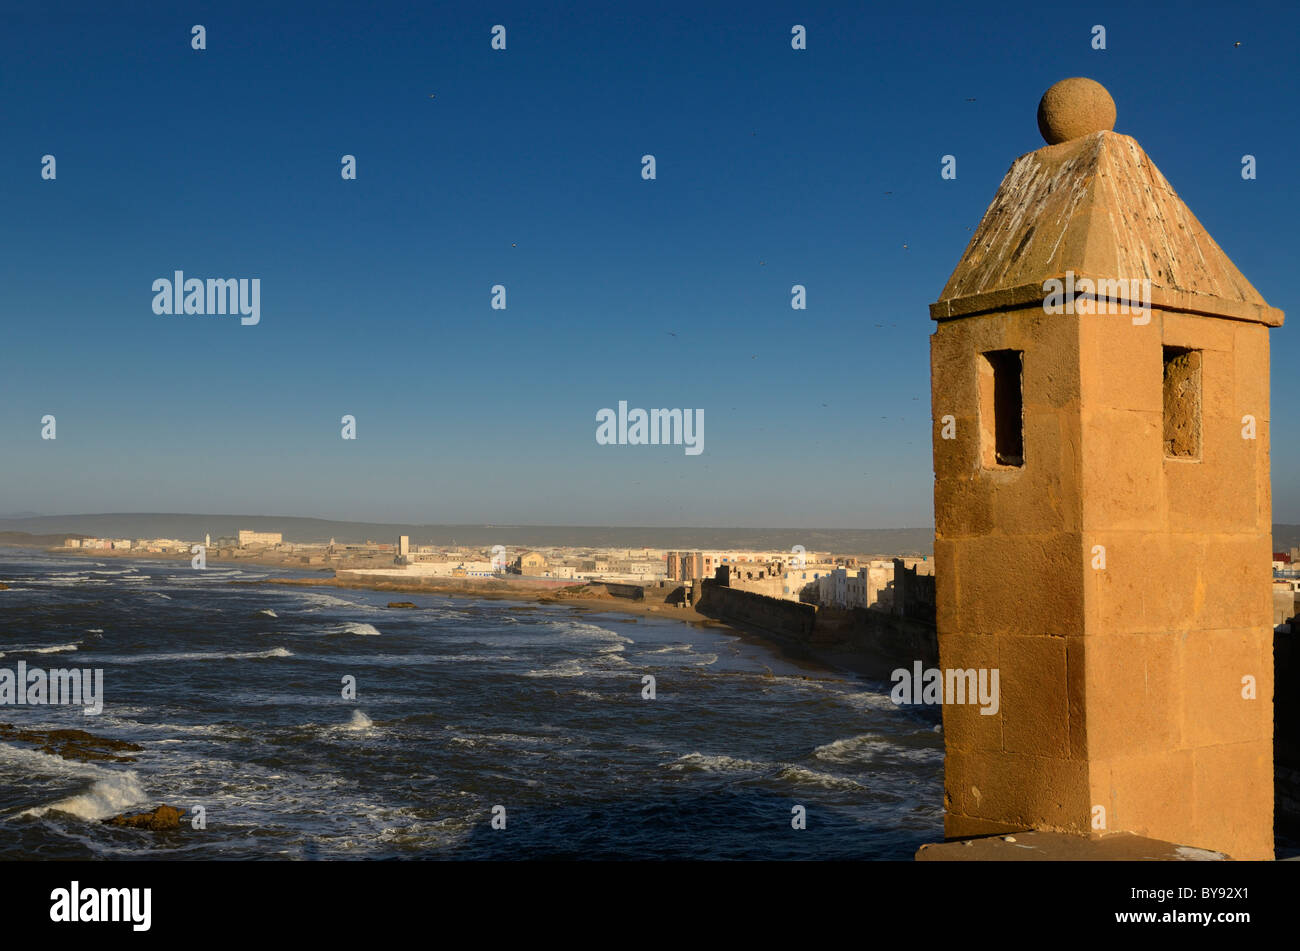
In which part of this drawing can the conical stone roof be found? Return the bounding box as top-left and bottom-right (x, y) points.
(932, 88), (1282, 327)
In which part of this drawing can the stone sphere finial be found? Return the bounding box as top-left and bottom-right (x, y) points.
(1036, 77), (1116, 144)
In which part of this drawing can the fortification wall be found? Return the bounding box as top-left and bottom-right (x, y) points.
(696, 581), (816, 638)
(696, 579), (937, 681)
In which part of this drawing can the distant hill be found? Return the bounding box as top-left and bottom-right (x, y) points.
(1275, 525), (1300, 551)
(0, 514), (935, 557)
(0, 531), (83, 547)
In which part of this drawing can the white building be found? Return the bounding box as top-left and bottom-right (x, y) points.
(818, 567), (870, 609)
(238, 530), (282, 548)
(782, 565), (832, 601)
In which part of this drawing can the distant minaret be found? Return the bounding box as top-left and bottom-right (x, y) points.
(930, 78), (1282, 859)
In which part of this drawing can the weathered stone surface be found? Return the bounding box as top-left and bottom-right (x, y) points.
(1037, 77), (1116, 144)
(103, 805), (184, 831)
(934, 126), (1282, 325)
(917, 830), (1227, 861)
(945, 748), (1090, 832)
(937, 633), (1003, 753)
(998, 634), (1070, 758)
(1163, 349), (1201, 457)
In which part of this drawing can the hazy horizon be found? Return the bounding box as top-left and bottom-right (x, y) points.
(0, 512), (941, 554)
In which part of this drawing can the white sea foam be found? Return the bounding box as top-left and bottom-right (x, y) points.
(813, 732), (943, 766)
(812, 734), (886, 764)
(444, 727), (562, 748)
(27, 576), (102, 587)
(559, 621), (634, 646)
(339, 710), (373, 732)
(524, 659), (587, 678)
(666, 752), (767, 774)
(24, 772), (149, 821)
(326, 622), (381, 637)
(776, 765), (867, 791)
(11, 643), (80, 655)
(87, 647), (293, 664)
(341, 652), (519, 667)
(296, 592), (366, 610)
(481, 732), (555, 746)
(840, 690), (904, 713)
(1, 742), (103, 779)
(95, 716), (231, 738)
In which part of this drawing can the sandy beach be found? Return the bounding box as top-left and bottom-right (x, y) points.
(246, 574), (730, 628)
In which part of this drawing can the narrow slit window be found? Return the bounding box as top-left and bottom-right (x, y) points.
(1163, 347), (1202, 459)
(979, 349), (1024, 468)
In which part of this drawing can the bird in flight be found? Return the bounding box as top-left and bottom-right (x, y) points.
(965, 97), (977, 102)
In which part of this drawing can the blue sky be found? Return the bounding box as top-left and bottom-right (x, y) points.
(1, 0), (1296, 527)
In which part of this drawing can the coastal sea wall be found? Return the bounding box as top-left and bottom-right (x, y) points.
(695, 579), (937, 681)
(814, 607), (940, 670)
(600, 582), (645, 601)
(696, 581), (816, 638)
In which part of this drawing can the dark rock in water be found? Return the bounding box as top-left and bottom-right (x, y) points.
(103, 805), (184, 831)
(387, 601), (417, 609)
(0, 724), (142, 763)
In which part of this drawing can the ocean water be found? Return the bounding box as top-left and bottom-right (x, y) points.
(0, 550), (943, 859)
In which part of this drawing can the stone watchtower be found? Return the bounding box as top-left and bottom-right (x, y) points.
(930, 78), (1283, 859)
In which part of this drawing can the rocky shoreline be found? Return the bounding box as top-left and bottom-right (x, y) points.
(0, 723), (142, 764)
